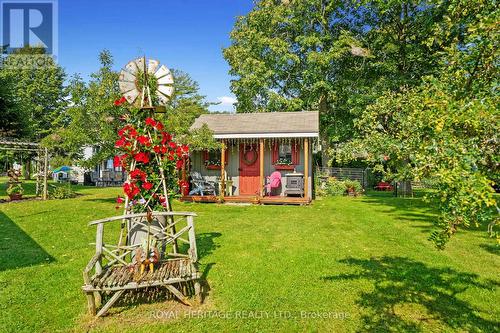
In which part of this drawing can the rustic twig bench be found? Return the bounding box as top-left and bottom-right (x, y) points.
(82, 211), (201, 317)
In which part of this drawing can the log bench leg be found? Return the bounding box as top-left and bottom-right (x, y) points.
(165, 285), (192, 306)
(194, 280), (202, 303)
(86, 292), (96, 315)
(96, 290), (125, 317)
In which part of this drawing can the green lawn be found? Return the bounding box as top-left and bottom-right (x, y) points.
(0, 187), (498, 332)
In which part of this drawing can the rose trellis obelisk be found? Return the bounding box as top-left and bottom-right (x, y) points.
(114, 57), (188, 253)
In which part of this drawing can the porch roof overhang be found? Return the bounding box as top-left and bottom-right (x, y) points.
(213, 132), (318, 139)
(191, 111), (319, 140)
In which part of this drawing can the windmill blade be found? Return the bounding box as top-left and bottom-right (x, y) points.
(158, 85), (174, 98)
(124, 89), (140, 104)
(119, 69), (136, 83)
(119, 81), (136, 94)
(134, 58), (145, 72)
(154, 65), (171, 79)
(158, 73), (174, 85)
(156, 91), (170, 105)
(125, 60), (139, 75)
(148, 59), (160, 74)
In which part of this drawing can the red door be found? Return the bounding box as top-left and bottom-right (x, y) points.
(239, 144), (260, 195)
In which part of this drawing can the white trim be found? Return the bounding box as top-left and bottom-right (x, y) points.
(213, 132), (319, 139)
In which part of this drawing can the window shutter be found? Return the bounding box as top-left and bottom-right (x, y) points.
(272, 143), (279, 164)
(292, 142), (300, 165)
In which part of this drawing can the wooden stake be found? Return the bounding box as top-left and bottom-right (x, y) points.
(220, 141), (226, 198)
(304, 138), (309, 199)
(43, 147), (48, 200)
(259, 138), (264, 197)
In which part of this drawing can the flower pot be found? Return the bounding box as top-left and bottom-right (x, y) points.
(347, 188), (356, 196)
(274, 164), (294, 171)
(9, 193), (22, 201)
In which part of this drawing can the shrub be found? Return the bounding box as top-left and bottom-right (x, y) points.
(325, 178), (347, 196)
(50, 184), (77, 199)
(344, 180), (363, 195)
(6, 183), (24, 196)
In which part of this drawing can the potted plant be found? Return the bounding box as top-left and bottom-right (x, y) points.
(204, 159), (221, 170)
(344, 180), (362, 196)
(6, 183), (24, 200)
(274, 158), (294, 170)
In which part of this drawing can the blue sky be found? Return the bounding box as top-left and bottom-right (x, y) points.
(58, 0), (254, 112)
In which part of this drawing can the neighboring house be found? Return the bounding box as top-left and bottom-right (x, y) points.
(182, 111), (319, 205)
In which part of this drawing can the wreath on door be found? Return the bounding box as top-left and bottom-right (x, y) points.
(242, 149), (258, 165)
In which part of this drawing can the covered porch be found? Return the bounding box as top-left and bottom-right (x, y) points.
(180, 111), (318, 205)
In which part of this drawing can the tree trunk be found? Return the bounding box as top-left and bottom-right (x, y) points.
(24, 159), (31, 180)
(319, 93), (329, 167)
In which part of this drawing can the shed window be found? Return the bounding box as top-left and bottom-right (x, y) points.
(278, 144), (292, 164)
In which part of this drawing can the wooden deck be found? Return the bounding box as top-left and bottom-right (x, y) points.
(180, 195), (311, 205)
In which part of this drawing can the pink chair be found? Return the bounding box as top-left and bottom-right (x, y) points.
(264, 171), (282, 196)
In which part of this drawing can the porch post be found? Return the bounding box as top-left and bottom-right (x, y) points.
(220, 141), (226, 198)
(304, 138), (309, 199)
(259, 138), (264, 197)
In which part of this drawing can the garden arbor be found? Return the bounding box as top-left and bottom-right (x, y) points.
(0, 139), (49, 199)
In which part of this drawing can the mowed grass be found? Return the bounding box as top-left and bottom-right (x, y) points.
(0, 187), (498, 332)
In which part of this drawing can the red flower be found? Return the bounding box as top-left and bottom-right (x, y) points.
(176, 159), (184, 169)
(168, 141), (177, 150)
(123, 182), (140, 199)
(115, 137), (127, 148)
(141, 182), (153, 190)
(133, 152), (150, 164)
(118, 125), (137, 138)
(153, 145), (161, 153)
(145, 117), (157, 127)
(137, 135), (151, 146)
(161, 132), (172, 144)
(113, 154), (128, 167)
(114, 96), (127, 106)
(155, 121), (164, 131)
(181, 144), (189, 154)
(130, 168), (147, 181)
(116, 197), (124, 204)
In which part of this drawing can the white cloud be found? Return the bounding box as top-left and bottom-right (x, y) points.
(217, 96), (237, 105)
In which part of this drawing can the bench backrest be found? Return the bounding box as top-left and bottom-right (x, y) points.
(89, 212), (198, 271)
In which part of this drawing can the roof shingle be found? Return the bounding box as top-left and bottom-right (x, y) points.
(190, 111), (319, 138)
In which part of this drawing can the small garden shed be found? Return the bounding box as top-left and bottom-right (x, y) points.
(182, 111), (319, 204)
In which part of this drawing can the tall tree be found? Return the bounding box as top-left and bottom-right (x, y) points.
(45, 52), (215, 166)
(340, 0), (499, 248)
(224, 0), (453, 155)
(0, 46), (66, 140)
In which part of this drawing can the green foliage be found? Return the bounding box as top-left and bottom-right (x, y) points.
(49, 184), (77, 199)
(224, 0), (454, 147)
(319, 177), (363, 197)
(6, 183), (23, 196)
(344, 179), (363, 194)
(43, 54), (216, 167)
(325, 178), (347, 196)
(340, 0), (499, 248)
(0, 46), (67, 140)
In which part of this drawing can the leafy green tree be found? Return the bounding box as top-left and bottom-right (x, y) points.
(224, 0), (452, 149)
(0, 46), (66, 140)
(43, 50), (123, 168)
(45, 52), (215, 166)
(340, 0), (499, 248)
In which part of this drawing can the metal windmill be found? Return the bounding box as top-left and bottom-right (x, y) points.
(116, 57), (178, 251)
(118, 57), (175, 109)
